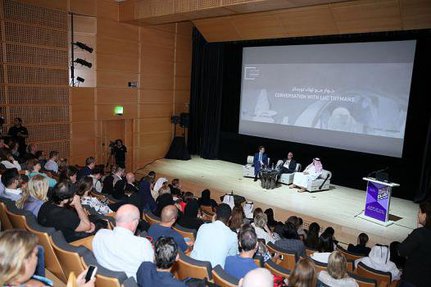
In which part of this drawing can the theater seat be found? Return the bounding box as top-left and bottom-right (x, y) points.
(266, 242), (296, 271)
(0, 197), (14, 230)
(278, 163), (302, 185)
(336, 244), (364, 261)
(355, 262), (397, 287)
(348, 272), (377, 287)
(212, 265), (239, 287)
(264, 259), (291, 279)
(173, 251), (212, 281)
(173, 224), (196, 241)
(243, 155), (270, 178)
(144, 211), (161, 225)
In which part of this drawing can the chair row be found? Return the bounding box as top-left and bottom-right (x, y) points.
(0, 197), (137, 287)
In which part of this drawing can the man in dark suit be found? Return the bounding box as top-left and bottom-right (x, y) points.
(253, 146), (269, 182)
(280, 152), (297, 174)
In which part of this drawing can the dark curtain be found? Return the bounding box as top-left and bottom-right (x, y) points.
(188, 28), (224, 159)
(416, 117), (431, 202)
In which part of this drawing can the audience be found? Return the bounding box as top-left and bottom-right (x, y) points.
(311, 227), (336, 263)
(77, 156), (95, 180)
(198, 188), (217, 209)
(27, 158), (57, 188)
(230, 205), (246, 232)
(154, 177), (170, 196)
(89, 166), (103, 193)
(191, 203), (238, 268)
(154, 193), (175, 217)
(317, 251), (358, 287)
(59, 165), (78, 184)
(240, 268), (273, 287)
(38, 181), (95, 242)
(304, 222), (320, 250)
(148, 205), (191, 252)
(253, 212), (275, 244)
(348, 233), (371, 256)
(398, 200), (431, 287)
(93, 204), (154, 279)
(176, 198), (204, 231)
(102, 165), (124, 195)
(139, 174), (157, 213)
(0, 168), (22, 201)
(275, 222), (305, 259)
(225, 224), (258, 280)
(0, 163), (6, 195)
(76, 176), (112, 216)
(15, 175), (48, 217)
(264, 208), (281, 230)
(355, 245), (401, 281)
(44, 150), (59, 174)
(169, 178), (182, 196)
(113, 172), (137, 200)
(136, 237), (186, 287)
(0, 149), (21, 170)
(0, 229), (53, 286)
(288, 258), (316, 287)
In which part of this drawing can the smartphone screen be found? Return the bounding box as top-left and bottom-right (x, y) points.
(85, 265), (97, 282)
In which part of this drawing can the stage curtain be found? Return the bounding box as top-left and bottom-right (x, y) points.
(188, 28), (224, 159)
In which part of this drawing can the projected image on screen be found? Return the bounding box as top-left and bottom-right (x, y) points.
(239, 41), (416, 157)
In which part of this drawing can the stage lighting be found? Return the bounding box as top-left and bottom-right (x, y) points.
(76, 76), (85, 83)
(73, 41), (93, 53)
(74, 58), (92, 68)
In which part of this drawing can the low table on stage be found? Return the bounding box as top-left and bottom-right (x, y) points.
(358, 177), (400, 226)
(260, 168), (278, 190)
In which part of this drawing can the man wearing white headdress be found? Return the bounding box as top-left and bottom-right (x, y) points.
(291, 158), (323, 192)
(354, 245), (401, 281)
(153, 177), (171, 196)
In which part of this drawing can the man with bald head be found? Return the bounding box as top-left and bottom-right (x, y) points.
(92, 204), (154, 279)
(148, 205), (191, 252)
(240, 268), (273, 287)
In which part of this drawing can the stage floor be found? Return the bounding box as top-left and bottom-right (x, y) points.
(136, 156), (418, 246)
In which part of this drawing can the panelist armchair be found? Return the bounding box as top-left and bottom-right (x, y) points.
(292, 169), (332, 192)
(277, 161), (302, 185)
(243, 155), (270, 178)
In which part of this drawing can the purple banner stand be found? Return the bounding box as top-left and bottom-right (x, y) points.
(359, 177), (399, 227)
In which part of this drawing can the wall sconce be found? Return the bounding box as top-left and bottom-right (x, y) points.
(73, 41), (93, 53)
(114, 106), (124, 116)
(74, 58), (92, 68)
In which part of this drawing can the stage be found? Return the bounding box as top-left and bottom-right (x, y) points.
(136, 156), (418, 246)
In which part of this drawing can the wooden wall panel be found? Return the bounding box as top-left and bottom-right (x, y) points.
(97, 18), (139, 42)
(97, 103), (138, 120)
(97, 53), (139, 73)
(141, 90), (175, 104)
(96, 36), (139, 57)
(400, 0), (431, 29)
(97, 70), (139, 88)
(96, 0), (118, 21)
(70, 0), (96, 16)
(96, 88), (138, 104)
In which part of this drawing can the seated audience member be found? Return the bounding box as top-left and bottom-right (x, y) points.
(35, 151), (47, 168)
(0, 164), (6, 195)
(76, 177), (112, 215)
(253, 212), (275, 244)
(44, 150), (59, 174)
(191, 203), (238, 268)
(169, 178), (182, 196)
(289, 258), (316, 287)
(177, 198), (204, 231)
(275, 222), (305, 259)
(9, 141), (20, 161)
(348, 233), (371, 256)
(27, 158), (57, 188)
(154, 177), (170, 196)
(59, 165), (79, 184)
(137, 237), (186, 287)
(355, 245), (401, 281)
(317, 251), (358, 287)
(198, 188), (218, 209)
(264, 208), (282, 230)
(178, 191), (193, 212)
(140, 175), (157, 213)
(38, 181), (95, 242)
(297, 217), (307, 240)
(89, 166), (103, 193)
(0, 149), (21, 170)
(148, 205), (190, 252)
(77, 156), (95, 180)
(311, 227), (336, 263)
(229, 206), (246, 233)
(398, 200), (431, 287)
(304, 222), (320, 250)
(103, 166), (125, 195)
(0, 168), (22, 201)
(15, 175), (48, 217)
(225, 225), (258, 280)
(22, 143), (37, 162)
(93, 204), (154, 279)
(291, 158), (323, 192)
(389, 241), (405, 269)
(154, 193), (175, 217)
(0, 229), (53, 286)
(113, 172), (137, 200)
(240, 268), (273, 287)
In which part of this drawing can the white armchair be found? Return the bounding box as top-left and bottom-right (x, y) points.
(242, 155), (270, 178)
(278, 162), (302, 185)
(292, 169), (332, 192)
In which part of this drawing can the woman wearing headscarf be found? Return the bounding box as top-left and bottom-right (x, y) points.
(291, 158), (323, 192)
(355, 245), (401, 281)
(177, 199), (204, 230)
(139, 179), (157, 213)
(153, 177), (170, 196)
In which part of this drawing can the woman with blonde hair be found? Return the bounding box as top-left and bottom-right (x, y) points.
(0, 229), (52, 286)
(253, 212), (276, 243)
(16, 174), (49, 217)
(317, 251), (358, 287)
(289, 258), (316, 287)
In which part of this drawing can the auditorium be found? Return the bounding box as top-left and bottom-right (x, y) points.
(0, 0), (430, 286)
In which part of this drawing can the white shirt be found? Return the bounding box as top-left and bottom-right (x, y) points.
(89, 175), (102, 193)
(191, 220), (238, 268)
(92, 226), (154, 279)
(2, 188), (22, 201)
(283, 159), (291, 169)
(318, 271), (358, 287)
(1, 160), (21, 171)
(44, 159), (58, 173)
(252, 224), (275, 244)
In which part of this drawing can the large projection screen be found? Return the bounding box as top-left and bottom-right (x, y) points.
(239, 40), (416, 157)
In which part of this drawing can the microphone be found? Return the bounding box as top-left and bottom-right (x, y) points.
(367, 167), (389, 178)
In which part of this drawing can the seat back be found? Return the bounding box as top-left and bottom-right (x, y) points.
(319, 170), (332, 180)
(356, 262), (391, 287)
(50, 231), (90, 278)
(174, 251), (212, 281)
(310, 258), (327, 273)
(295, 163), (302, 172)
(25, 216), (67, 282)
(246, 156), (254, 164)
(144, 211), (161, 225)
(0, 198), (14, 230)
(264, 260), (291, 279)
(173, 224), (196, 241)
(275, 160), (284, 169)
(212, 265), (239, 287)
(337, 245), (364, 261)
(5, 203), (33, 229)
(305, 248), (316, 257)
(82, 252), (128, 287)
(266, 242), (296, 271)
(348, 272), (377, 287)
